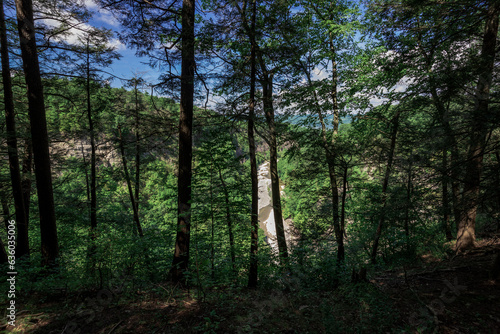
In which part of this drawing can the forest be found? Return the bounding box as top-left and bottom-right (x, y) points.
(1, 0), (500, 333)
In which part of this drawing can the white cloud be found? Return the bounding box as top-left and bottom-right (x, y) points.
(94, 12), (120, 27)
(41, 17), (124, 51)
(83, 0), (99, 10)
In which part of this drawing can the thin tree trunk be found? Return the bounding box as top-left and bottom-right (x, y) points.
(495, 150), (500, 232)
(247, 0), (259, 288)
(1, 197), (9, 231)
(15, 0), (59, 267)
(427, 57), (461, 229)
(171, 0), (195, 283)
(21, 137), (32, 222)
(1, 0), (29, 259)
(340, 164), (348, 261)
(298, 57), (344, 263)
(134, 84), (141, 232)
(371, 110), (400, 264)
(262, 78), (288, 262)
(81, 142), (90, 203)
(118, 126), (143, 237)
(209, 163), (215, 281)
(86, 41), (98, 262)
(328, 35), (342, 263)
(457, 2), (499, 251)
(442, 150), (453, 241)
(236, 0), (287, 264)
(215, 162), (236, 272)
(405, 155), (413, 250)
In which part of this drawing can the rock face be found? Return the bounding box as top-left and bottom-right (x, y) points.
(257, 161), (294, 255)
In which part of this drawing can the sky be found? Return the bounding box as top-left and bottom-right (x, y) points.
(68, 0), (390, 108)
(82, 0), (156, 87)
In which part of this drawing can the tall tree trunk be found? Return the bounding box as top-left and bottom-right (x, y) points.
(215, 162), (236, 272)
(1, 197), (10, 231)
(339, 163), (348, 261)
(442, 150), (453, 241)
(298, 56), (344, 263)
(86, 41), (98, 259)
(405, 155), (413, 249)
(495, 150), (500, 232)
(171, 0), (195, 283)
(81, 142), (90, 203)
(371, 110), (400, 264)
(236, 0), (287, 264)
(457, 2), (499, 251)
(21, 137), (32, 222)
(1, 0), (30, 259)
(15, 0), (59, 267)
(261, 78), (288, 262)
(426, 49), (461, 229)
(118, 126), (143, 237)
(328, 33), (343, 263)
(209, 163), (215, 280)
(134, 84), (141, 232)
(247, 0), (259, 288)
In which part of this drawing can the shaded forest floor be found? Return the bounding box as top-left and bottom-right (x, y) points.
(2, 238), (500, 334)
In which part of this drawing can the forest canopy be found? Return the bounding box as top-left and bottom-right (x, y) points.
(1, 0), (500, 333)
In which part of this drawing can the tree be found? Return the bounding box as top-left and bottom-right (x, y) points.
(1, 0), (29, 259)
(15, 0), (59, 267)
(247, 0), (259, 288)
(457, 1), (499, 251)
(233, 0), (291, 263)
(171, 0), (196, 283)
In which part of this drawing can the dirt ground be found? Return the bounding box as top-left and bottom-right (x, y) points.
(2, 239), (500, 334)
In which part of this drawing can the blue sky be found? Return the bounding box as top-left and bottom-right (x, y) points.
(83, 0), (156, 87)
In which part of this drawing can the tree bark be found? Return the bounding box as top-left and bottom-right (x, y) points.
(1, 0), (30, 259)
(456, 1), (499, 252)
(171, 0), (195, 283)
(247, 0), (259, 288)
(371, 110), (400, 264)
(15, 0), (59, 267)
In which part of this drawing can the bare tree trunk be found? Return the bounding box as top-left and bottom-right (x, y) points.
(15, 0), (59, 267)
(1, 0), (29, 259)
(371, 110), (400, 264)
(247, 0), (259, 288)
(118, 126), (143, 237)
(457, 2), (499, 251)
(171, 0), (195, 283)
